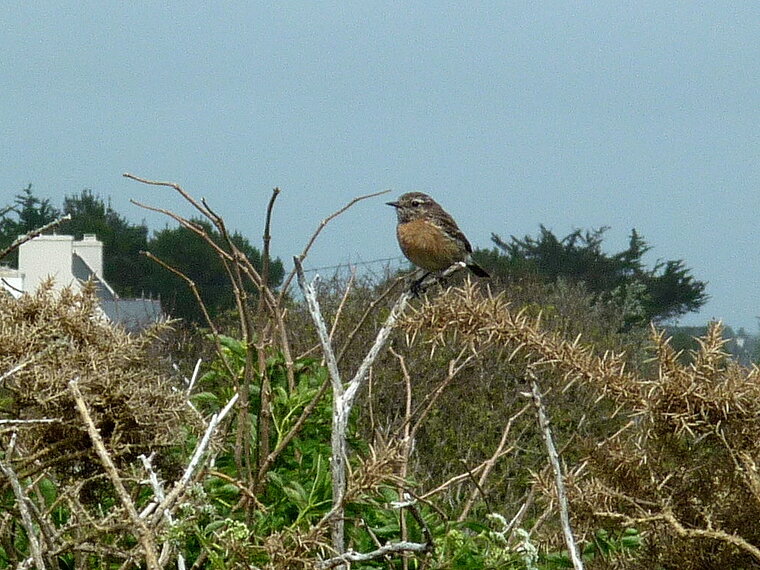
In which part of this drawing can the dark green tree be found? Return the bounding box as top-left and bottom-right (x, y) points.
(475, 226), (707, 325)
(0, 185), (60, 265)
(145, 219), (285, 323)
(60, 190), (150, 297)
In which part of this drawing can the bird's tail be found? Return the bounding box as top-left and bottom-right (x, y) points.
(466, 261), (490, 278)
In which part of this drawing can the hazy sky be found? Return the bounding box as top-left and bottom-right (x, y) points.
(2, 3), (758, 329)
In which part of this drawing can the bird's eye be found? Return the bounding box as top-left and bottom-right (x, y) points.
(411, 199), (423, 207)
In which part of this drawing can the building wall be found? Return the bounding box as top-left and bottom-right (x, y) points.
(18, 235), (76, 292)
(72, 234), (103, 277)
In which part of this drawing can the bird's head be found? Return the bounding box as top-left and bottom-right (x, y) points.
(386, 192), (437, 223)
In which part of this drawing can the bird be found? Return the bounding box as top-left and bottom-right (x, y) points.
(386, 192), (489, 292)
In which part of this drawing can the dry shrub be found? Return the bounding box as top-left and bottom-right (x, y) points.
(402, 282), (760, 568)
(0, 280), (192, 483)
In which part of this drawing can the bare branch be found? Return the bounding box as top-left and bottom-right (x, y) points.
(317, 541), (430, 569)
(295, 258), (343, 395)
(260, 187), (280, 293)
(329, 268), (356, 342)
(337, 275), (405, 364)
(140, 454), (186, 570)
(318, 495), (431, 569)
(123, 173), (214, 220)
(458, 402), (530, 521)
(146, 392), (239, 526)
(0, 445), (47, 569)
(528, 368), (584, 570)
(0, 418), (60, 425)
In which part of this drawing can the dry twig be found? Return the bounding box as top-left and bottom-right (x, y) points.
(69, 378), (160, 569)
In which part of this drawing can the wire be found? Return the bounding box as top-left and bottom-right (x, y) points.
(302, 256), (406, 273)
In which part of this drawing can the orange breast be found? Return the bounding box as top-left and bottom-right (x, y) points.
(396, 219), (463, 271)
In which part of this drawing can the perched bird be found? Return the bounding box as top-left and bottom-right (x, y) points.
(387, 192), (489, 291)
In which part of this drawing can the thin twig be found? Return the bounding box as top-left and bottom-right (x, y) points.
(408, 350), (475, 442)
(389, 346), (413, 570)
(420, 447), (516, 500)
(329, 268), (356, 342)
(123, 173), (214, 220)
(279, 189), (392, 299)
(141, 251), (235, 380)
(458, 403), (530, 521)
(0, 419), (60, 425)
(336, 276), (405, 364)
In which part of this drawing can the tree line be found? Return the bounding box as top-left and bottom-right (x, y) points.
(0, 185), (285, 323)
(1, 184), (708, 326)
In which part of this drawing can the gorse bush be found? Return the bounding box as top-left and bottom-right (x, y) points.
(0, 282), (193, 566)
(402, 283), (760, 569)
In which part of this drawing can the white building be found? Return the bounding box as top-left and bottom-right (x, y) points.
(1, 234), (162, 331)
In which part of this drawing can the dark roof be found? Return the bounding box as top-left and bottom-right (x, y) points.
(72, 253), (116, 302)
(72, 252), (163, 331)
(100, 298), (164, 333)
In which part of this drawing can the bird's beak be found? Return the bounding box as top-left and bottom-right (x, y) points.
(386, 201), (399, 208)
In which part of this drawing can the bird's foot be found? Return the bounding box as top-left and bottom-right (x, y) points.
(409, 271), (431, 297)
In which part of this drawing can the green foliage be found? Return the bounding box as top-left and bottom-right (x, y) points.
(476, 226), (707, 325)
(0, 184), (60, 265)
(182, 342), (338, 564)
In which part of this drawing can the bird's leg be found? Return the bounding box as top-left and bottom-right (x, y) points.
(410, 271), (431, 297)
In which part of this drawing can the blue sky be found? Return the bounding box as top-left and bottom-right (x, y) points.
(2, 3), (758, 329)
